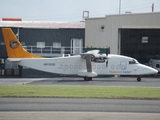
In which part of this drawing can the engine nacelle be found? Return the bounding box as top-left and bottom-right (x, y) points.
(92, 54), (107, 59)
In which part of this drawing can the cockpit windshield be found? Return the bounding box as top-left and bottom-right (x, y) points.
(129, 59), (138, 64)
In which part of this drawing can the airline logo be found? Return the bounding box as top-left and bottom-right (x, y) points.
(10, 40), (19, 48)
(109, 61), (131, 74)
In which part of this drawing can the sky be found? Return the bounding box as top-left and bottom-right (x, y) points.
(0, 0), (160, 22)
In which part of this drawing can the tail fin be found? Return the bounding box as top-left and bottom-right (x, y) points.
(2, 28), (43, 58)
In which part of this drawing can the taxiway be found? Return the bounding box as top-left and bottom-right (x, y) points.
(0, 77), (160, 120)
(0, 77), (160, 87)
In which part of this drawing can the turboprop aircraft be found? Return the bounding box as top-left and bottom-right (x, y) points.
(2, 28), (158, 82)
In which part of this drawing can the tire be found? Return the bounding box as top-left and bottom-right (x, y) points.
(137, 77), (141, 82)
(84, 77), (92, 81)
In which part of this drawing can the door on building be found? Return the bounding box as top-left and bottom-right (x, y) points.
(0, 59), (5, 76)
(71, 39), (83, 55)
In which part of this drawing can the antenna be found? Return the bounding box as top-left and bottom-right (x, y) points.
(152, 3), (154, 12)
(119, 0), (121, 14)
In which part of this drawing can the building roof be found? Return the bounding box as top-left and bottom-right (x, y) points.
(105, 12), (160, 17)
(86, 12), (160, 20)
(0, 21), (85, 29)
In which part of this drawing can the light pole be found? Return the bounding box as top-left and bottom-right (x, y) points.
(119, 0), (121, 14)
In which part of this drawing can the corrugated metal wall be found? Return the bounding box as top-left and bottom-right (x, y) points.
(18, 28), (85, 46)
(121, 29), (160, 64)
(0, 27), (85, 57)
(0, 27), (85, 77)
(85, 12), (160, 54)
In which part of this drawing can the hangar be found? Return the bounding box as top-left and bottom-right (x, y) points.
(0, 21), (85, 77)
(85, 12), (160, 65)
(1, 12), (160, 78)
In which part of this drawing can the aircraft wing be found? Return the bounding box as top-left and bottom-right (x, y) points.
(79, 50), (107, 77)
(80, 51), (99, 77)
(81, 53), (92, 72)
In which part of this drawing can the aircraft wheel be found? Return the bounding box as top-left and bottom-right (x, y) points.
(137, 77), (141, 82)
(84, 77), (92, 81)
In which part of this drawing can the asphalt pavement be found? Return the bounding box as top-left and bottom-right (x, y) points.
(0, 112), (160, 120)
(0, 77), (160, 120)
(0, 98), (160, 120)
(0, 98), (160, 113)
(0, 77), (160, 87)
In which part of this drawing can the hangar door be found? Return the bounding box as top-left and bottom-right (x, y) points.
(120, 29), (160, 64)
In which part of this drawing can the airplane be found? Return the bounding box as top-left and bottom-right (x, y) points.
(2, 28), (158, 82)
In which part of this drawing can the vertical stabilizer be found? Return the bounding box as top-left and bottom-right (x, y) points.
(2, 28), (43, 58)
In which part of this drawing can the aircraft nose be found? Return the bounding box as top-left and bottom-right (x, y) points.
(139, 64), (158, 75)
(146, 67), (158, 74)
(151, 68), (158, 74)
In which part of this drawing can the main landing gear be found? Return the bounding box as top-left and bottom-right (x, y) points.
(84, 77), (92, 81)
(137, 77), (141, 82)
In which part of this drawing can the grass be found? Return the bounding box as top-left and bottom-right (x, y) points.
(0, 86), (160, 99)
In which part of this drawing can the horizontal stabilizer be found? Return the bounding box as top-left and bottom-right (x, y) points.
(7, 58), (21, 62)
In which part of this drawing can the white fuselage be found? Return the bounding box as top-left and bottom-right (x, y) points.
(11, 54), (158, 77)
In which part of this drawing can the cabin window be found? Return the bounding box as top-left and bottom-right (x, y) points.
(37, 42), (45, 48)
(0, 42), (5, 45)
(53, 42), (61, 48)
(21, 41), (25, 46)
(156, 64), (160, 68)
(129, 59), (137, 64)
(141, 37), (148, 43)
